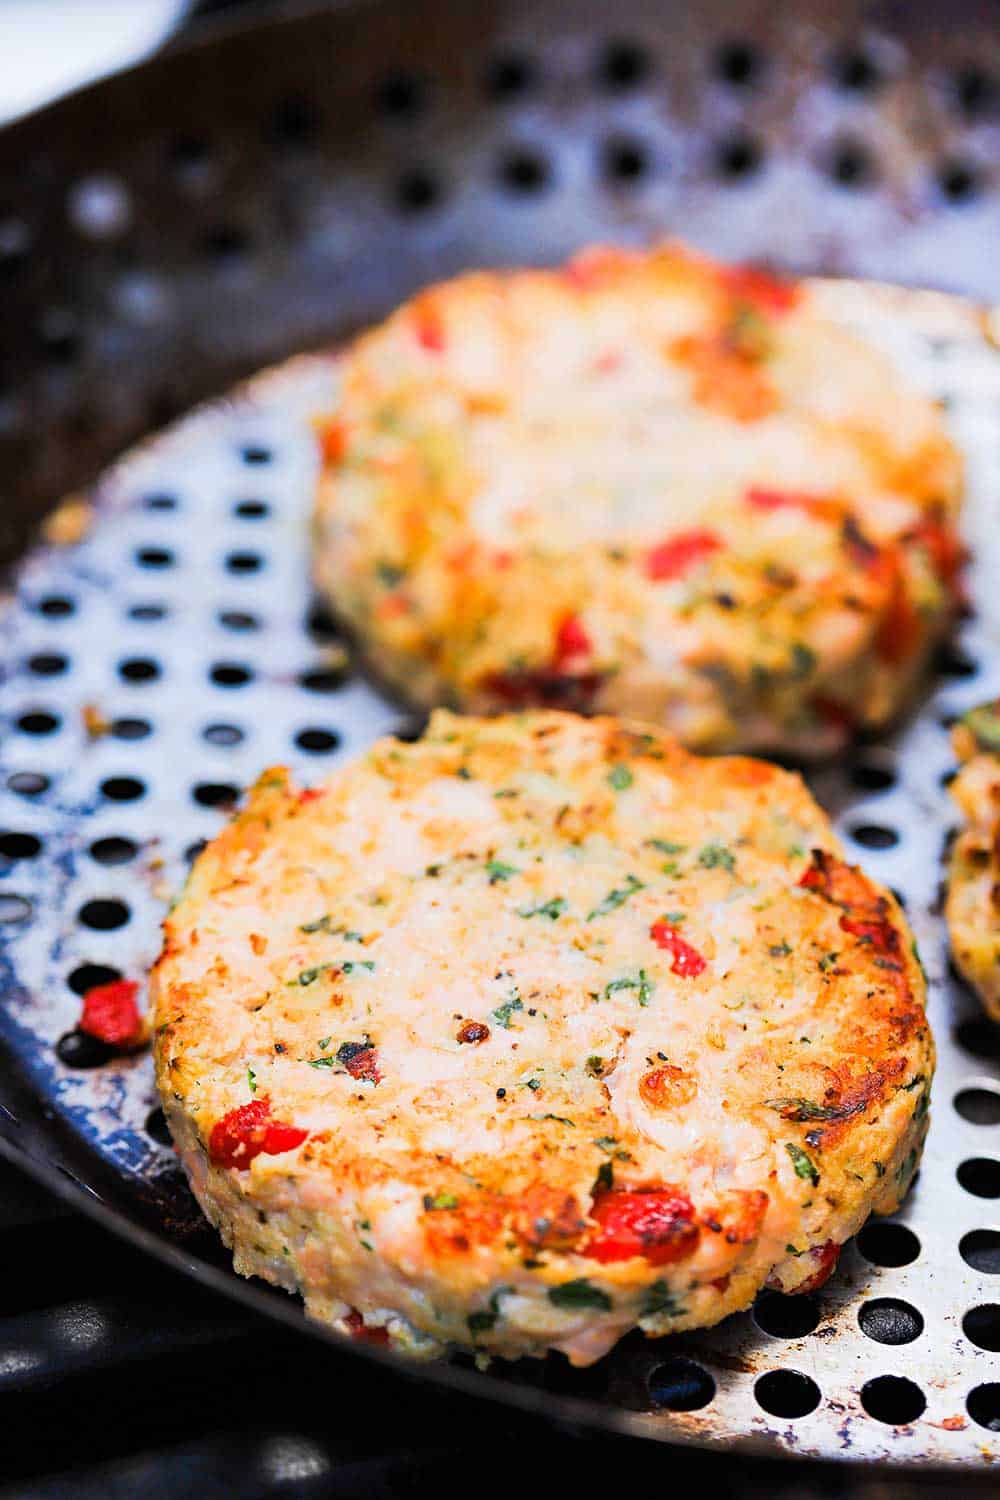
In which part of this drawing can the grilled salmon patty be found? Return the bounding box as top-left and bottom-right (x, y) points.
(153, 711), (932, 1364)
(313, 242), (962, 756)
(947, 700), (1000, 1021)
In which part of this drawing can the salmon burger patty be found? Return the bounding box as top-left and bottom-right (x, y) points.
(153, 711), (932, 1365)
(313, 242), (963, 756)
(947, 699), (1000, 1021)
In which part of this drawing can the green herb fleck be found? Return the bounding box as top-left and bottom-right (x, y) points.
(376, 560), (405, 587)
(308, 1055), (338, 1070)
(486, 859), (518, 884)
(818, 952), (839, 973)
(603, 969), (655, 1007)
(341, 960), (375, 974)
(247, 1066), (257, 1096)
(640, 1279), (686, 1319)
(608, 764), (633, 791)
(423, 1192), (460, 1212)
(767, 1096), (852, 1122)
(790, 642), (817, 680)
(769, 941), (793, 958)
(595, 1160), (614, 1193)
(587, 873), (644, 921)
(698, 842), (735, 874)
(355, 1218), (374, 1252)
(518, 896), (567, 921)
(491, 994), (523, 1029)
(585, 1055), (605, 1077)
(785, 1142), (820, 1186)
(647, 838), (686, 856)
(289, 962), (337, 987)
(547, 1278), (612, 1311)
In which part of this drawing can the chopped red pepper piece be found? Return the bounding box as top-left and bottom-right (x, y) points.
(644, 529), (722, 582)
(745, 487), (836, 520)
(344, 1309), (390, 1345)
(319, 419), (348, 465)
(720, 264), (800, 315)
(792, 1239), (841, 1295)
(414, 309), (446, 353)
(79, 979), (144, 1049)
(554, 613), (593, 666)
(650, 920), (707, 977)
(874, 556), (921, 666)
(208, 1097), (308, 1169)
(586, 1187), (699, 1266)
(342, 1046), (382, 1084)
(911, 518), (966, 597)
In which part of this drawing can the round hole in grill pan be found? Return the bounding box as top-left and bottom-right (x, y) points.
(26, 651), (69, 676)
(646, 1357), (715, 1411)
(127, 602), (168, 623)
(144, 1106), (173, 1147)
(55, 1030), (115, 1070)
(89, 836), (139, 866)
(99, 776), (146, 802)
(294, 728), (341, 754)
(34, 595), (75, 618)
(858, 1298), (924, 1345)
(752, 1292), (821, 1339)
(498, 148), (551, 194)
(967, 1384), (1000, 1433)
(754, 1370), (821, 1419)
(484, 51), (537, 99)
(7, 770), (49, 797)
(0, 893), (32, 925)
(960, 1230), (1000, 1274)
(210, 662), (254, 688)
(77, 898), (130, 931)
(16, 710), (60, 736)
(855, 1221), (921, 1267)
(954, 1019), (1000, 1061)
(963, 1304), (1000, 1352)
(601, 137), (650, 184)
(203, 722), (244, 747)
(192, 782), (240, 809)
(218, 610), (260, 632)
(713, 38), (762, 88)
(830, 45), (882, 92)
(118, 657), (161, 683)
(958, 1159), (1000, 1199)
(185, 838), (208, 864)
(67, 963), (120, 996)
(935, 642), (979, 677)
(395, 168), (443, 214)
(134, 546), (174, 570)
(375, 70), (427, 119)
(954, 1087), (1000, 1126)
(298, 665), (349, 694)
(110, 717), (151, 741)
(848, 822), (899, 850)
(233, 499), (269, 520)
(715, 133), (764, 180)
(848, 761), (896, 793)
(860, 1375), (926, 1426)
(597, 38), (651, 91)
(240, 444), (272, 466)
(225, 550), (264, 575)
(142, 491), (177, 511)
(0, 832), (42, 860)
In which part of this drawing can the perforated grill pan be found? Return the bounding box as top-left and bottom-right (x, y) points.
(2, 0), (1000, 1469)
